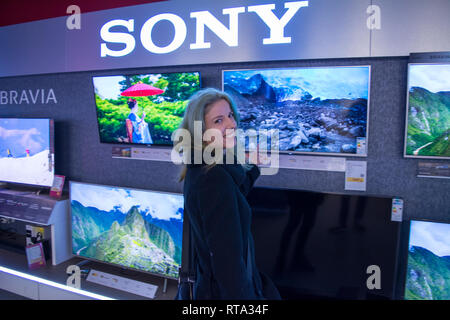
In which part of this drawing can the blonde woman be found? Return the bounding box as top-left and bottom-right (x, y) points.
(177, 88), (280, 300)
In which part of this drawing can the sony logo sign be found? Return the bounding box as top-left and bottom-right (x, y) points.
(100, 1), (308, 57)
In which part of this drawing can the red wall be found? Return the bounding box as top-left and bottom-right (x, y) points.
(0, 0), (166, 27)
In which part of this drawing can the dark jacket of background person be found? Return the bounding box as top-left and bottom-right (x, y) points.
(183, 160), (281, 300)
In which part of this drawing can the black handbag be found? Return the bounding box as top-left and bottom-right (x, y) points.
(175, 213), (196, 300)
(175, 270), (195, 300)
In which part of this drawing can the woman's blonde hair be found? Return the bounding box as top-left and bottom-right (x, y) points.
(176, 88), (240, 181)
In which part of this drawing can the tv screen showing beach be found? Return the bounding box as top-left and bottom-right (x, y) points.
(0, 118), (53, 187)
(93, 72), (200, 146)
(405, 220), (450, 300)
(223, 66), (370, 155)
(404, 64), (450, 158)
(70, 182), (184, 279)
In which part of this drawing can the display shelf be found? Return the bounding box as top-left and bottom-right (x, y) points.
(0, 188), (71, 266)
(0, 248), (178, 300)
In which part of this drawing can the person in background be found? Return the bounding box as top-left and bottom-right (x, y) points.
(127, 98), (153, 144)
(178, 88), (281, 300)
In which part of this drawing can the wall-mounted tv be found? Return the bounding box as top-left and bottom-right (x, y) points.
(92, 71), (201, 146)
(404, 63), (450, 159)
(0, 118), (54, 187)
(223, 66), (370, 156)
(70, 181), (184, 280)
(248, 187), (401, 300)
(404, 220), (450, 300)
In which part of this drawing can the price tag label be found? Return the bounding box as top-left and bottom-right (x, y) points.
(391, 198), (403, 222)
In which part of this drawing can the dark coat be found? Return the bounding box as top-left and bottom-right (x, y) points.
(183, 160), (280, 300)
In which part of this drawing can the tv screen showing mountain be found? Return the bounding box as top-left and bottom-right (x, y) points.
(223, 66), (370, 155)
(93, 71), (200, 146)
(405, 220), (450, 300)
(0, 118), (54, 187)
(70, 181), (184, 279)
(404, 63), (450, 159)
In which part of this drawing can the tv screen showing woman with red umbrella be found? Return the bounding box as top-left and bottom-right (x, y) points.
(92, 72), (200, 146)
(126, 97), (153, 144)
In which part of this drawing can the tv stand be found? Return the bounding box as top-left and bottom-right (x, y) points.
(76, 260), (90, 268)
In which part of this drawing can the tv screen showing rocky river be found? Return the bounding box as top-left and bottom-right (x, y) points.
(223, 66), (370, 155)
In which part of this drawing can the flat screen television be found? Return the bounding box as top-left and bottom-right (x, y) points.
(223, 66), (370, 156)
(404, 63), (450, 159)
(0, 118), (54, 187)
(92, 71), (201, 146)
(247, 187), (401, 299)
(404, 220), (450, 300)
(70, 181), (184, 280)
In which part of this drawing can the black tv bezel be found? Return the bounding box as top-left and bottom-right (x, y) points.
(0, 117), (55, 189)
(91, 70), (202, 148)
(247, 186), (402, 300)
(69, 180), (184, 281)
(221, 65), (372, 157)
(398, 218), (450, 300)
(403, 62), (450, 160)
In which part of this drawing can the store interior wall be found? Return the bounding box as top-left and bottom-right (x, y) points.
(0, 56), (448, 222)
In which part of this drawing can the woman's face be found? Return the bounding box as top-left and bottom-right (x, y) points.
(204, 98), (237, 149)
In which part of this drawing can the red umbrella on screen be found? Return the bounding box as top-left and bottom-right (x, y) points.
(120, 81), (164, 97)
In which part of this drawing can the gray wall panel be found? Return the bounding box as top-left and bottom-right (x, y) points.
(0, 57), (448, 221)
(371, 0), (450, 57)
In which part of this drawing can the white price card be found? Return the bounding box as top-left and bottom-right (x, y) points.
(279, 155), (346, 172)
(345, 160), (367, 191)
(87, 269), (158, 299)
